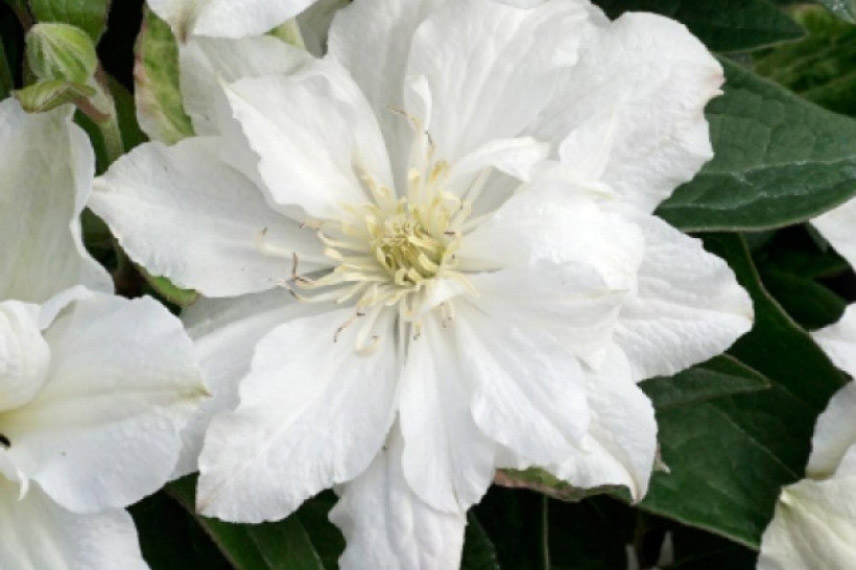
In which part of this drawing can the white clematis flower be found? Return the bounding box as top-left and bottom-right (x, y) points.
(758, 197), (856, 569)
(90, 0), (752, 567)
(0, 98), (207, 570)
(757, 381), (856, 570)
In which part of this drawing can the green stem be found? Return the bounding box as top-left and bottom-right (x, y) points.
(539, 495), (551, 570)
(92, 66), (125, 164)
(0, 42), (13, 99)
(99, 111), (125, 164)
(7, 0), (33, 30)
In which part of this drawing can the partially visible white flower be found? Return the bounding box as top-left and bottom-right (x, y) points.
(757, 382), (856, 570)
(759, 202), (856, 569)
(148, 0), (320, 40)
(0, 98), (207, 570)
(91, 0), (752, 568)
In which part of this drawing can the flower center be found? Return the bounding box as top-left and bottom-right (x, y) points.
(257, 118), (486, 350)
(373, 208), (447, 286)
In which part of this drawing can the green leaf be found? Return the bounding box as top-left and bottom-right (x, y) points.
(594, 0), (804, 52)
(134, 7), (194, 144)
(28, 0), (110, 42)
(639, 234), (847, 549)
(758, 268), (846, 329)
(656, 58), (856, 232)
(818, 0), (856, 22)
(641, 355), (772, 410)
(473, 488), (550, 570)
(670, 526), (757, 570)
(14, 78), (95, 113)
(754, 6), (856, 116)
(168, 476), (332, 570)
(130, 490), (233, 570)
(461, 514), (502, 570)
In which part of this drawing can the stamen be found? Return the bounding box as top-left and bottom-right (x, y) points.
(280, 128), (483, 353)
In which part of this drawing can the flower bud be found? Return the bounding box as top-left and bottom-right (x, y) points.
(26, 23), (98, 84)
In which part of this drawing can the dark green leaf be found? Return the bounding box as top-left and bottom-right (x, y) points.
(547, 497), (634, 570)
(28, 0), (110, 42)
(168, 476), (330, 570)
(639, 234), (847, 548)
(759, 269), (846, 329)
(461, 514), (502, 570)
(755, 6), (856, 116)
(642, 355), (772, 410)
(472, 488), (549, 570)
(670, 526), (758, 569)
(657, 58), (856, 232)
(130, 491), (232, 570)
(134, 7), (194, 144)
(594, 0), (804, 52)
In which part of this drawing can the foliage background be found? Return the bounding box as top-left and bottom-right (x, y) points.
(3, 0), (856, 568)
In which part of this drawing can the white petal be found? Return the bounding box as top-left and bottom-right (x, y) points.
(456, 305), (592, 468)
(179, 35), (310, 137)
(398, 315), (496, 513)
(459, 182), (645, 290)
(0, 301), (50, 413)
(549, 346), (658, 501)
(149, 0), (316, 40)
(328, 0), (447, 180)
(805, 381), (856, 479)
(495, 0), (549, 6)
(223, 59), (394, 220)
(537, 12), (723, 212)
(173, 290), (321, 478)
(330, 429), (466, 570)
(404, 0), (603, 163)
(812, 198), (856, 271)
(196, 307), (398, 522)
(447, 136), (549, 190)
(0, 293), (206, 513)
(90, 136), (323, 297)
(758, 476), (856, 570)
(401, 76), (551, 194)
(466, 261), (624, 363)
(0, 480), (149, 570)
(612, 210), (753, 380)
(0, 99), (110, 302)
